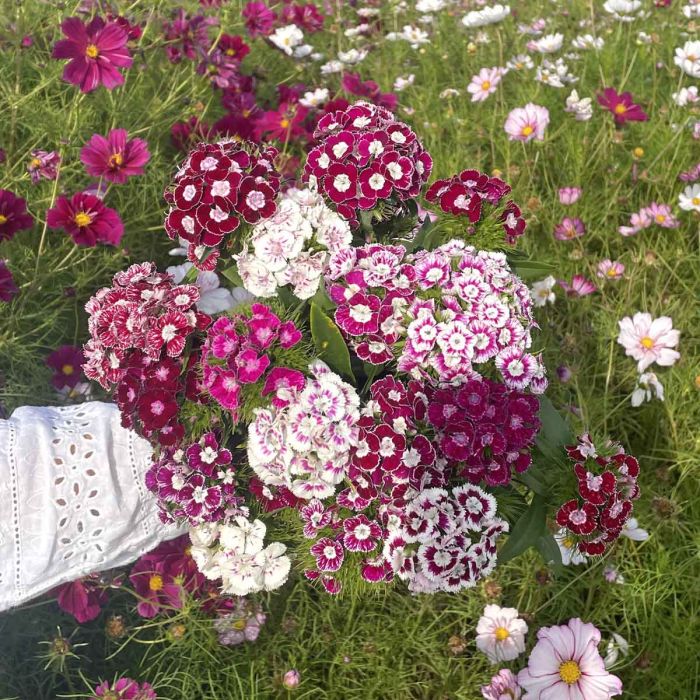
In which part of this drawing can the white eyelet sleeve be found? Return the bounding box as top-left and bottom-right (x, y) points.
(0, 401), (183, 611)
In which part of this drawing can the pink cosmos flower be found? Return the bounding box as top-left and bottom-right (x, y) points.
(597, 259), (624, 280)
(0, 189), (33, 242)
(517, 618), (622, 699)
(617, 312), (680, 372)
(468, 67), (503, 102)
(28, 150), (61, 183)
(481, 669), (522, 700)
(46, 345), (85, 390)
(52, 16), (133, 93)
(597, 88), (648, 126)
(80, 128), (150, 183)
(55, 576), (108, 623)
(558, 187), (582, 205)
(46, 192), (124, 247)
(0, 260), (19, 302)
(553, 217), (586, 240)
(92, 677), (157, 699)
(558, 275), (597, 297)
(504, 104), (549, 142)
(642, 202), (679, 228)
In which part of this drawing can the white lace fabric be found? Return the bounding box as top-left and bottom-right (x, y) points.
(0, 401), (181, 611)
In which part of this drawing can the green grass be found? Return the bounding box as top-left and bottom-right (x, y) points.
(1, 1), (699, 698)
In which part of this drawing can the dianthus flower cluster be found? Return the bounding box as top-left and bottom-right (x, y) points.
(164, 139), (281, 270)
(384, 484), (509, 593)
(247, 361), (361, 499)
(425, 378), (541, 486)
(425, 170), (527, 243)
(145, 432), (244, 525)
(201, 303), (302, 420)
(303, 101), (433, 224)
(82, 263), (210, 444)
(189, 516), (291, 595)
(326, 239), (546, 392)
(235, 186), (352, 300)
(555, 435), (640, 555)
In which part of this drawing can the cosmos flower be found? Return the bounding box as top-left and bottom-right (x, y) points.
(80, 128), (150, 183)
(597, 88), (648, 125)
(554, 528), (588, 566)
(0, 259), (19, 302)
(531, 276), (556, 307)
(46, 345), (85, 390)
(27, 150), (61, 183)
(553, 217), (586, 240)
(565, 89), (593, 121)
(617, 312), (680, 372)
(558, 187), (582, 205)
(476, 605), (528, 664)
(597, 260), (625, 280)
(620, 517), (649, 541)
(558, 275), (597, 297)
(468, 67), (503, 102)
(46, 192), (124, 247)
(52, 16), (133, 93)
(674, 40), (700, 78)
(504, 104), (550, 142)
(481, 669), (522, 700)
(0, 189), (33, 242)
(461, 4), (511, 28)
(631, 372), (664, 406)
(517, 618), (623, 699)
(678, 184), (700, 213)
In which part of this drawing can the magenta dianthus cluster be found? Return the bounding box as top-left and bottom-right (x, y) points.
(303, 101), (433, 225)
(426, 169), (527, 243)
(164, 140), (281, 270)
(556, 435), (640, 555)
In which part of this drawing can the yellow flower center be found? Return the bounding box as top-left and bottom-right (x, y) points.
(692, 197), (700, 206)
(559, 660), (582, 685)
(109, 152), (123, 167)
(563, 537), (575, 548)
(614, 104), (627, 115)
(225, 48), (236, 56)
(85, 44), (99, 59)
(633, 147), (644, 158)
(640, 336), (654, 349)
(232, 618), (247, 630)
(30, 157), (42, 168)
(606, 268), (618, 277)
(521, 125), (534, 136)
(73, 212), (91, 227)
(515, 62), (523, 69)
(242, 109), (251, 117)
(280, 118), (290, 128)
(481, 80), (491, 90)
(148, 574), (164, 591)
(0, 214), (7, 225)
(494, 626), (510, 641)
(62, 364), (74, 375)
(655, 214), (666, 223)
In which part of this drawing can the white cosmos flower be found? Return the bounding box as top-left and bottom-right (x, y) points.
(571, 34), (604, 50)
(565, 89), (593, 120)
(604, 0), (643, 21)
(530, 276), (556, 307)
(475, 604), (528, 664)
(554, 528), (588, 566)
(631, 372), (664, 407)
(299, 87), (330, 108)
(683, 3), (700, 19)
(416, 0), (446, 12)
(394, 74), (415, 91)
(604, 633), (630, 668)
(672, 86), (699, 106)
(337, 48), (367, 64)
(674, 40), (700, 78)
(679, 183), (700, 212)
(621, 517), (649, 541)
(269, 24), (304, 55)
(529, 33), (564, 53)
(461, 4), (510, 28)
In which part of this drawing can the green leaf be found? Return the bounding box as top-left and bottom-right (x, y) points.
(498, 494), (547, 562)
(536, 532), (563, 569)
(311, 280), (335, 312)
(221, 264), (243, 287)
(310, 302), (354, 381)
(536, 395), (574, 459)
(516, 470), (547, 496)
(508, 257), (557, 280)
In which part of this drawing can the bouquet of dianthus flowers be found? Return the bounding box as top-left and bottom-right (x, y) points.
(83, 101), (640, 598)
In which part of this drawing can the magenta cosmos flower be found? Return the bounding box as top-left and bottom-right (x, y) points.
(517, 618), (622, 699)
(597, 88), (648, 126)
(28, 150), (61, 183)
(52, 16), (133, 93)
(0, 260), (19, 302)
(47, 192), (124, 247)
(0, 189), (33, 242)
(81, 129), (150, 183)
(92, 677), (157, 699)
(46, 344), (85, 390)
(504, 104), (549, 142)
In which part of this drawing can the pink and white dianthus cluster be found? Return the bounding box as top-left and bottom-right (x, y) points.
(327, 239), (546, 393)
(235, 186), (352, 300)
(247, 361), (361, 499)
